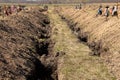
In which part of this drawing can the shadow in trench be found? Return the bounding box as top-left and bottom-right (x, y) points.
(26, 58), (56, 80)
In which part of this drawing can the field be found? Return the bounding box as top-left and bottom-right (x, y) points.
(57, 4), (120, 79)
(0, 3), (119, 80)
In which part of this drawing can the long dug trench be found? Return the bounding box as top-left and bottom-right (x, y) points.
(55, 5), (120, 79)
(48, 7), (115, 80)
(0, 7), (58, 80)
(26, 38), (58, 80)
(0, 6), (117, 80)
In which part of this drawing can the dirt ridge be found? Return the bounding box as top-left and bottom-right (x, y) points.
(0, 7), (58, 80)
(56, 6), (120, 79)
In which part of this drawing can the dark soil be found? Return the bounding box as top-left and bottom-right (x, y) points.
(0, 7), (58, 80)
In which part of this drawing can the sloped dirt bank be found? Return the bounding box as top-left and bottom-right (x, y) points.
(64, 19), (104, 56)
(56, 6), (120, 79)
(0, 7), (58, 80)
(49, 8), (115, 80)
(59, 13), (107, 57)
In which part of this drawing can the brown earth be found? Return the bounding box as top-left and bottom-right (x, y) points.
(48, 7), (115, 80)
(1, 4), (119, 80)
(0, 7), (58, 80)
(57, 4), (120, 79)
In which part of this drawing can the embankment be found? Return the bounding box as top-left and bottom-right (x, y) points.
(57, 5), (120, 79)
(0, 7), (58, 80)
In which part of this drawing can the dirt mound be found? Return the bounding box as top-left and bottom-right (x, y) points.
(57, 5), (120, 79)
(0, 7), (57, 80)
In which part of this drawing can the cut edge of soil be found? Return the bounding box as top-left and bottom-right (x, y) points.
(25, 19), (58, 80)
(59, 14), (110, 57)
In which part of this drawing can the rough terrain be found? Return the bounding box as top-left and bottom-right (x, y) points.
(0, 7), (58, 80)
(57, 4), (120, 79)
(48, 7), (115, 80)
(0, 4), (119, 80)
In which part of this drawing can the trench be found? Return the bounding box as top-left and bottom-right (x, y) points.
(27, 58), (55, 80)
(26, 37), (58, 80)
(49, 7), (115, 80)
(23, 7), (115, 80)
(25, 15), (58, 80)
(60, 15), (102, 56)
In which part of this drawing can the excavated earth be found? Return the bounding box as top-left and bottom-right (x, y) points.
(1, 4), (120, 80)
(0, 7), (58, 80)
(57, 5), (120, 79)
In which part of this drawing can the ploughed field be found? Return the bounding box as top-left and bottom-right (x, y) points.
(0, 4), (119, 80)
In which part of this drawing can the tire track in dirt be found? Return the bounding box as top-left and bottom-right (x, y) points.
(48, 7), (116, 80)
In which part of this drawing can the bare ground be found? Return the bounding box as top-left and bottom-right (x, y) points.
(0, 7), (58, 80)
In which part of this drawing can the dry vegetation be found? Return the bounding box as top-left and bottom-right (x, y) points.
(57, 4), (120, 79)
(0, 3), (120, 80)
(48, 6), (116, 80)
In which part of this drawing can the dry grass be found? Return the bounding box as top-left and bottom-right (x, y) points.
(48, 7), (116, 80)
(58, 4), (120, 79)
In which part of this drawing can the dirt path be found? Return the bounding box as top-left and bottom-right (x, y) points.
(48, 8), (116, 80)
